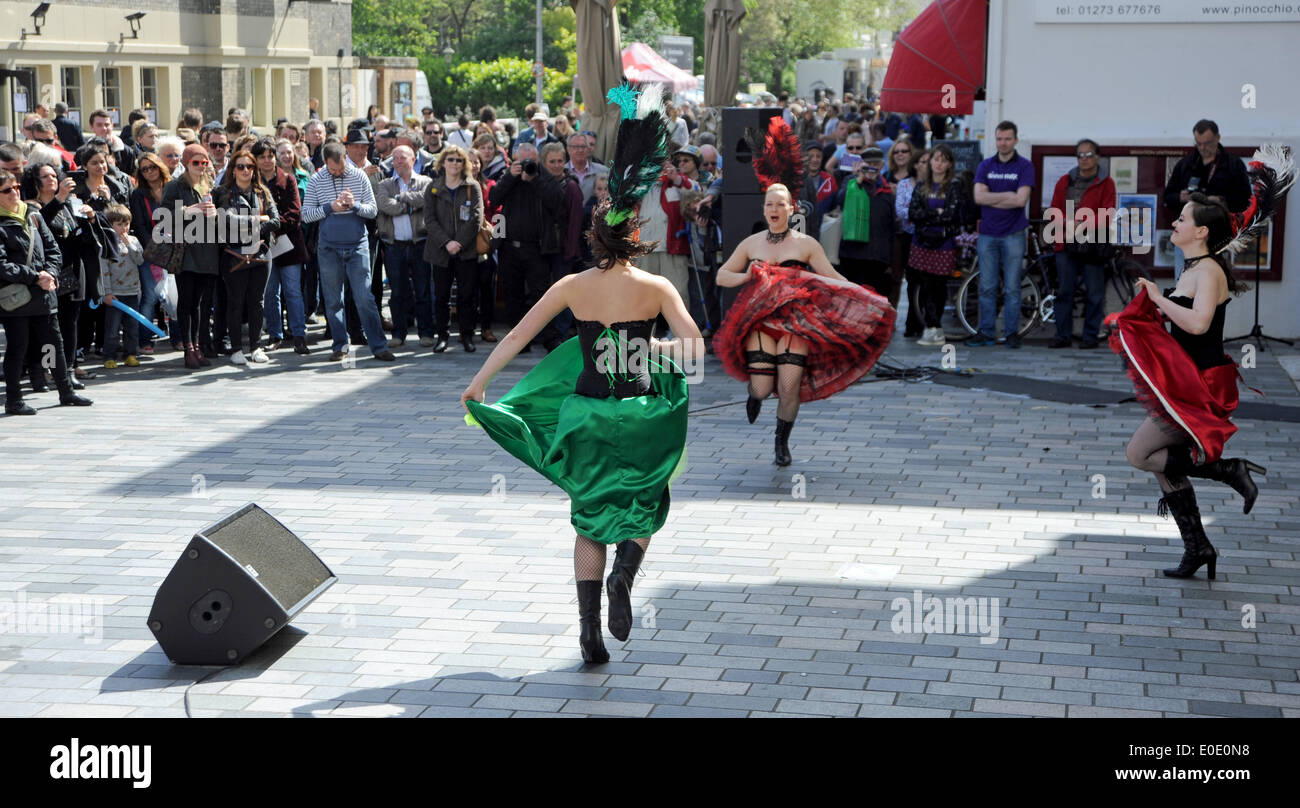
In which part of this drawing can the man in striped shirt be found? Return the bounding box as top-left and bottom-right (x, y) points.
(301, 142), (396, 361)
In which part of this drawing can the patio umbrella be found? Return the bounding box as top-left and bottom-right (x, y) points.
(704, 0), (745, 107)
(572, 0), (625, 163)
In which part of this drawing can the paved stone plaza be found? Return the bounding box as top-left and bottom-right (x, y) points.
(2, 319), (1298, 718)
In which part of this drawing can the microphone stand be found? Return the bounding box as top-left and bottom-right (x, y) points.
(1225, 237), (1293, 351)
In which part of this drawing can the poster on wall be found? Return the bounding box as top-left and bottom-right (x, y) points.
(1154, 229), (1175, 267)
(1117, 193), (1157, 248)
(1040, 155), (1077, 206)
(1232, 220), (1272, 269)
(1110, 156), (1138, 194)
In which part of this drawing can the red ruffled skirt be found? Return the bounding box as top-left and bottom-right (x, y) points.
(713, 260), (896, 402)
(1106, 290), (1239, 464)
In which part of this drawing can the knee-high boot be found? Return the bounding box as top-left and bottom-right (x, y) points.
(774, 417), (794, 466)
(576, 580), (609, 663)
(1158, 487), (1218, 580)
(606, 540), (644, 641)
(1166, 444), (1265, 515)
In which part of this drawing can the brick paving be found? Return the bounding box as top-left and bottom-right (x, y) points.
(1, 315), (1297, 718)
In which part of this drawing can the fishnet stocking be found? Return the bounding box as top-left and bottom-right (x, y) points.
(1126, 417), (1193, 494)
(574, 535), (651, 581)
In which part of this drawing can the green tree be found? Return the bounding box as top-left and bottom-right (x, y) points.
(353, 0), (441, 57)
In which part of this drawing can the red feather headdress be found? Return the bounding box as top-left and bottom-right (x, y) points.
(746, 116), (804, 193)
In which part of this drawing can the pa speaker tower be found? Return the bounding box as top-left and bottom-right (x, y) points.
(148, 504), (336, 665)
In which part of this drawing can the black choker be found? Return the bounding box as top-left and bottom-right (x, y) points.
(766, 227), (790, 244)
(1183, 253), (1214, 269)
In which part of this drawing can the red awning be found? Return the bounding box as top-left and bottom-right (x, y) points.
(880, 0), (987, 115)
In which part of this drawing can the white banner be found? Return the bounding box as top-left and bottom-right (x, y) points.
(1036, 0), (1300, 23)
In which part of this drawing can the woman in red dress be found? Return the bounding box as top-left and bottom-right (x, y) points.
(1111, 146), (1291, 579)
(714, 183), (896, 465)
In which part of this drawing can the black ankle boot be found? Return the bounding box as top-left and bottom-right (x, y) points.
(746, 396), (763, 424)
(1188, 458), (1265, 515)
(774, 417), (794, 466)
(606, 540), (645, 641)
(1158, 487), (1217, 580)
(576, 580), (609, 664)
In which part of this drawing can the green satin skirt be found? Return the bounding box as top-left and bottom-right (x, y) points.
(464, 337), (689, 545)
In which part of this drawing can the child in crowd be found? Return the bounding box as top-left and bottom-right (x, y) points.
(98, 203), (145, 368)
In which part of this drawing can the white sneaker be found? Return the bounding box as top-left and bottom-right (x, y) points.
(918, 328), (945, 346)
(249, 348), (269, 363)
(388, 337), (405, 348)
(231, 351), (247, 366)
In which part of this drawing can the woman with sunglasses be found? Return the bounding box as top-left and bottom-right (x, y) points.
(19, 161), (96, 395)
(1, 169), (92, 414)
(161, 143), (222, 369)
(423, 145), (482, 353)
(214, 149), (280, 365)
(130, 153), (176, 354)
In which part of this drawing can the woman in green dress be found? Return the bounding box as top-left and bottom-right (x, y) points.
(460, 83), (704, 665)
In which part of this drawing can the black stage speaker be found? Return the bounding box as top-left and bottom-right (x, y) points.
(721, 107), (782, 195)
(148, 504), (336, 665)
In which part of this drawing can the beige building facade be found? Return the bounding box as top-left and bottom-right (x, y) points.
(1, 0), (357, 138)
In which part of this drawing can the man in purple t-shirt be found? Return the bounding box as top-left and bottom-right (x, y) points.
(970, 121), (1035, 348)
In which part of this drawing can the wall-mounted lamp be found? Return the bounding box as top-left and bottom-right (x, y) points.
(22, 2), (51, 41)
(120, 11), (146, 43)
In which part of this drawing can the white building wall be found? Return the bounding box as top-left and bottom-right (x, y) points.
(987, 0), (1300, 338)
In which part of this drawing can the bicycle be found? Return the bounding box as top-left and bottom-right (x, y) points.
(951, 219), (1150, 340)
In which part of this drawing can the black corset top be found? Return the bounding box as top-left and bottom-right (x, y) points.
(573, 318), (658, 398)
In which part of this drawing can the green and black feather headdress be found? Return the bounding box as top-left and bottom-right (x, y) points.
(603, 82), (672, 227)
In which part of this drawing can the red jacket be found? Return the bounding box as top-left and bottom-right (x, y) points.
(660, 173), (698, 256)
(1048, 168), (1116, 253)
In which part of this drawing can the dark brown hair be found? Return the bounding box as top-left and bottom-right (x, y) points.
(218, 148), (272, 210)
(588, 200), (657, 270)
(1187, 192), (1245, 294)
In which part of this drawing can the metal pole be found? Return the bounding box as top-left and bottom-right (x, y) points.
(535, 0), (544, 106)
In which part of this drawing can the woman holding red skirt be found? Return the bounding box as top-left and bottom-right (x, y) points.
(714, 183), (896, 465)
(1110, 146), (1291, 579)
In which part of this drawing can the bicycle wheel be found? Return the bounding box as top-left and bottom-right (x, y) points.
(1017, 272), (1042, 337)
(1110, 257), (1150, 305)
(955, 270), (980, 337)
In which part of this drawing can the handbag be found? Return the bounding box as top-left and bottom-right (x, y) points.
(476, 217), (493, 255)
(0, 215), (39, 312)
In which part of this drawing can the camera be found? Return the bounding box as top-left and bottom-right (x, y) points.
(521, 159), (538, 176)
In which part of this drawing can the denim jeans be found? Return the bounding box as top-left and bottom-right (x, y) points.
(103, 294), (141, 357)
(264, 262), (306, 339)
(137, 263), (161, 346)
(977, 231), (1027, 338)
(317, 241), (387, 354)
(384, 242), (432, 341)
(1053, 251), (1105, 342)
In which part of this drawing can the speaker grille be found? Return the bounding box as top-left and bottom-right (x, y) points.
(202, 505), (331, 613)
